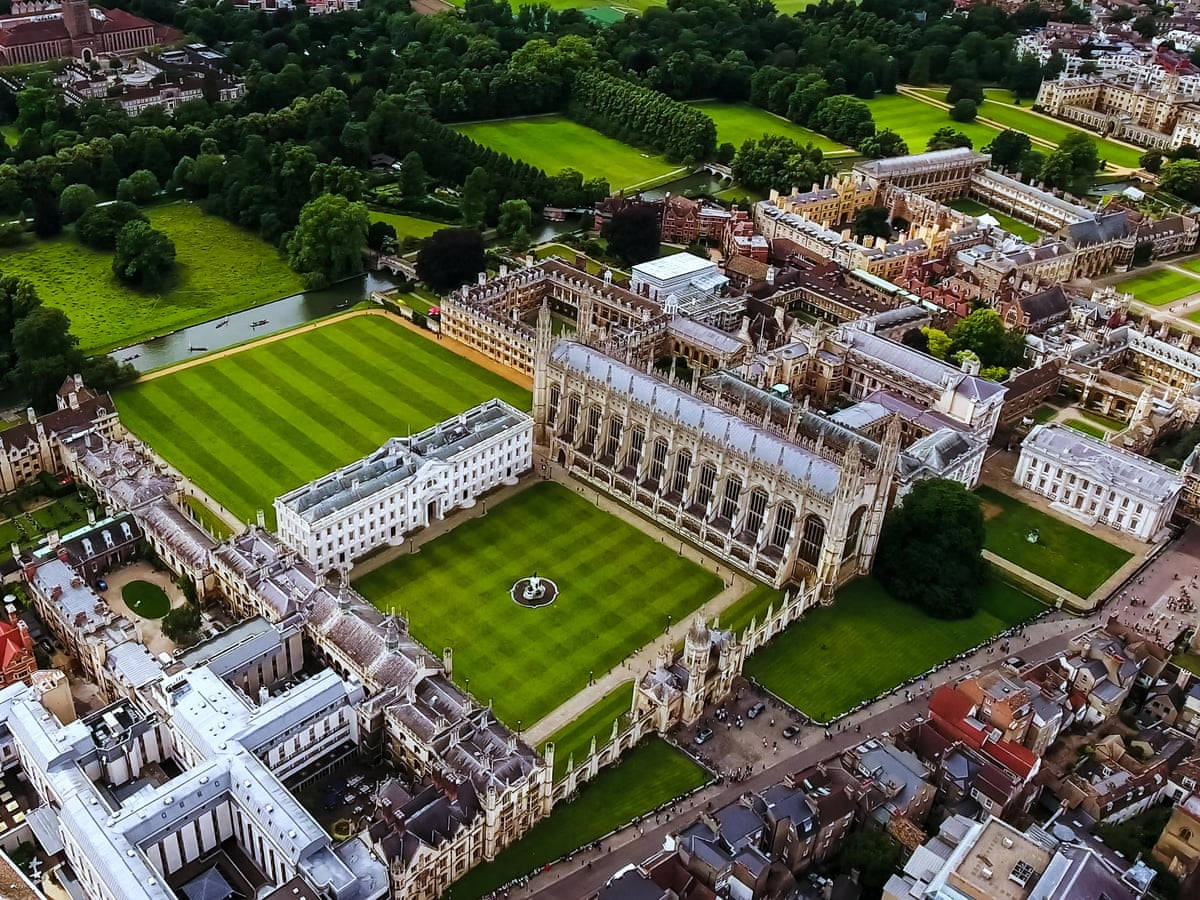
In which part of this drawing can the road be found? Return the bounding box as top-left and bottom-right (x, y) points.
(506, 527), (1196, 900)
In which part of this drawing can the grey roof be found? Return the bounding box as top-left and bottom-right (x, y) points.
(553, 341), (843, 495)
(1022, 424), (1183, 503)
(105, 641), (164, 690)
(854, 147), (988, 179)
(666, 317), (746, 355)
(841, 326), (1006, 403)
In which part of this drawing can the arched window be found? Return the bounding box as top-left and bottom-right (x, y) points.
(720, 476), (742, 521)
(843, 506), (868, 560)
(626, 427), (645, 471)
(771, 503), (795, 549)
(604, 419), (622, 459)
(564, 394), (580, 441)
(582, 405), (601, 448)
(648, 437), (669, 483)
(799, 514), (826, 566)
(745, 488), (769, 535)
(672, 451), (692, 495)
(695, 463), (718, 508)
(548, 385), (560, 425)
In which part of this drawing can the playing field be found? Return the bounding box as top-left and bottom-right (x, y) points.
(353, 481), (723, 726)
(456, 116), (681, 190)
(115, 315), (530, 527)
(447, 738), (709, 900)
(369, 211), (449, 241)
(0, 202), (305, 353)
(1115, 267), (1200, 306)
(863, 94), (1003, 154)
(947, 198), (1042, 243)
(977, 486), (1132, 597)
(689, 102), (849, 154)
(744, 575), (1044, 721)
(540, 681), (634, 779)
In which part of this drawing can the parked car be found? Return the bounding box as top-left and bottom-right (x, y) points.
(782, 725), (800, 739)
(747, 701), (766, 719)
(695, 727), (714, 745)
(96, 579), (108, 592)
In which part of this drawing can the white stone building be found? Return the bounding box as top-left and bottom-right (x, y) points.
(1015, 423), (1183, 541)
(629, 252), (725, 302)
(275, 399), (532, 572)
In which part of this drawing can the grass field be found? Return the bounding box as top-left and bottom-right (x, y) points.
(977, 486), (1132, 597)
(121, 581), (171, 619)
(540, 681), (634, 780)
(744, 575), (1044, 721)
(354, 481), (723, 726)
(369, 211), (450, 241)
(688, 102), (848, 154)
(116, 316), (530, 527)
(909, 88), (1144, 169)
(719, 584), (783, 637)
(863, 94), (1003, 154)
(947, 198), (1042, 242)
(1033, 404), (1061, 424)
(1174, 653), (1200, 677)
(448, 738), (708, 900)
(1065, 419), (1107, 439)
(0, 202), (305, 353)
(456, 116), (680, 190)
(1114, 267), (1200, 306)
(182, 495), (233, 541)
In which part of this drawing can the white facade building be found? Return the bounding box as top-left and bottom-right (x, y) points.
(275, 399), (532, 572)
(630, 252), (726, 302)
(1014, 424), (1183, 542)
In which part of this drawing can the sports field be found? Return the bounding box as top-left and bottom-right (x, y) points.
(353, 481), (723, 726)
(689, 102), (849, 154)
(456, 116), (681, 190)
(909, 88), (1143, 169)
(947, 198), (1042, 242)
(1114, 267), (1200, 306)
(540, 681), (634, 780)
(744, 575), (1044, 721)
(0, 202), (305, 353)
(977, 486), (1132, 597)
(447, 738), (708, 900)
(115, 315), (530, 527)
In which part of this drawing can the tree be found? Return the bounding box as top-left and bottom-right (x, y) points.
(460, 166), (489, 228)
(901, 327), (928, 353)
(367, 220), (398, 255)
(1161, 159), (1200, 203)
(985, 130), (1033, 171)
(922, 327), (952, 359)
(399, 150), (426, 198)
(10, 305), (84, 411)
(874, 479), (989, 619)
(58, 183), (96, 222)
(810, 95), (875, 147)
(950, 99), (978, 122)
(946, 78), (984, 105)
(602, 204), (661, 265)
(1132, 13), (1158, 39)
(858, 129), (908, 159)
(949, 308), (1027, 369)
(980, 365), (1009, 381)
(852, 206), (890, 240)
(927, 127), (973, 151)
(1041, 133), (1100, 195)
(497, 198), (532, 240)
(116, 169), (160, 204)
(1140, 151), (1164, 174)
(76, 202), (147, 250)
(416, 228), (486, 292)
(112, 221), (176, 289)
(731, 135), (832, 192)
(287, 194), (370, 288)
(830, 829), (906, 895)
(162, 603), (202, 645)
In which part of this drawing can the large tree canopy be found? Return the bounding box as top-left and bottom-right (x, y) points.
(287, 194), (370, 288)
(602, 204), (661, 265)
(416, 227), (486, 292)
(874, 479), (988, 619)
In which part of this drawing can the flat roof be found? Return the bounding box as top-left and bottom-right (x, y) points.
(631, 252), (715, 282)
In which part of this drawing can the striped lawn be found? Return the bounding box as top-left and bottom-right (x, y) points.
(353, 481), (723, 727)
(115, 316), (530, 528)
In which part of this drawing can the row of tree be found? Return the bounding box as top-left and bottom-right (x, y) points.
(569, 71), (717, 163)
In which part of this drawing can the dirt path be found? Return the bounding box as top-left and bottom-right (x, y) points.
(130, 307), (533, 391)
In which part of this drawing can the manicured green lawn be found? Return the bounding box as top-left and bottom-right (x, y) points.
(1033, 404), (1060, 424)
(1075, 408), (1128, 433)
(0, 202), (306, 353)
(977, 485), (1132, 596)
(0, 494), (96, 553)
(540, 681), (634, 780)
(354, 482), (722, 726)
(1174, 653), (1200, 677)
(535, 243), (616, 277)
(369, 211), (449, 241)
(688, 102), (849, 154)
(115, 315), (530, 527)
(182, 495), (233, 541)
(947, 198), (1042, 242)
(744, 575), (1044, 721)
(457, 116), (681, 190)
(1114, 268), (1200, 306)
(448, 738), (709, 900)
(1178, 257), (1200, 277)
(121, 580), (171, 619)
(863, 94), (1003, 154)
(1065, 418), (1107, 439)
(719, 583), (783, 637)
(910, 88), (1144, 168)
